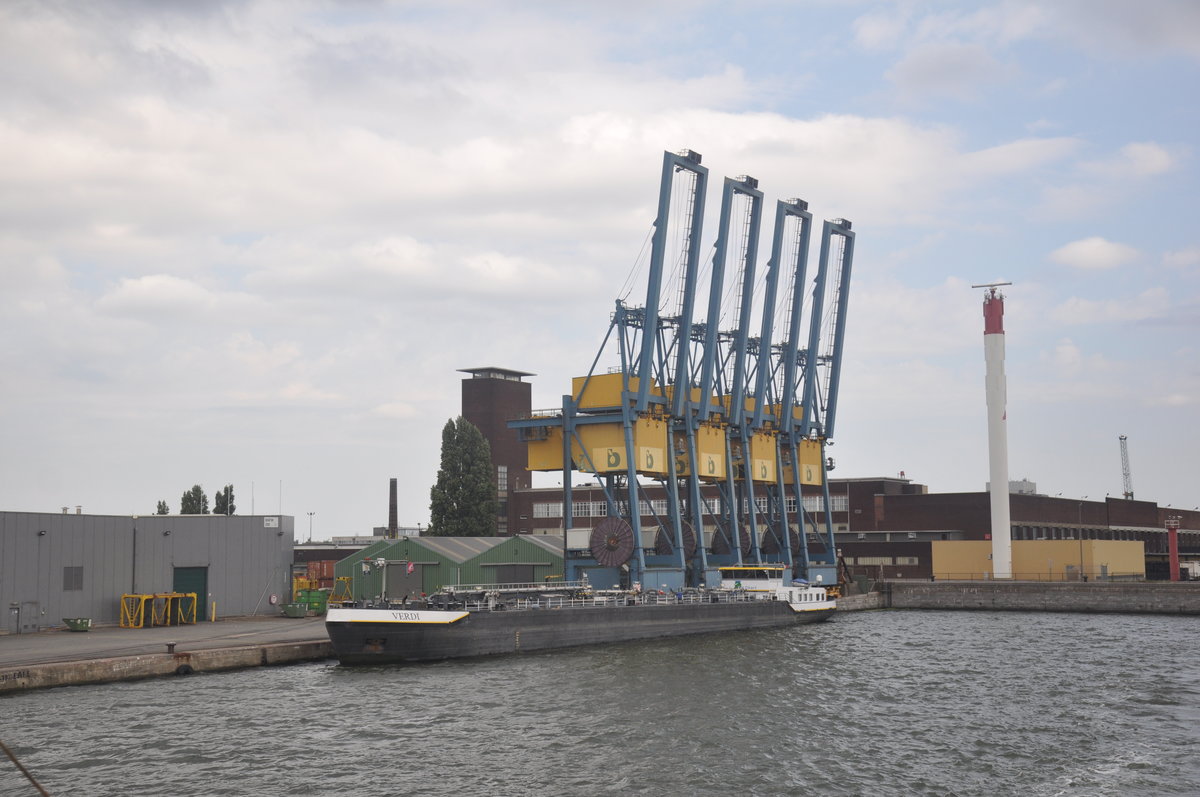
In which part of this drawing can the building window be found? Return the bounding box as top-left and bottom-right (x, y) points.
(533, 502), (563, 518)
(63, 566), (83, 591)
(896, 557), (919, 566)
(497, 465), (508, 493)
(857, 556), (893, 566)
(632, 499), (668, 516)
(801, 495), (848, 514)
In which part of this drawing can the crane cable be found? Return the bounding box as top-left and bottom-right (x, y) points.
(617, 227), (653, 303)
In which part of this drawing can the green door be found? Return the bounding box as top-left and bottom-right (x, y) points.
(173, 566), (208, 621)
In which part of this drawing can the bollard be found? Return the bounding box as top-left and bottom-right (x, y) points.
(166, 642), (176, 654)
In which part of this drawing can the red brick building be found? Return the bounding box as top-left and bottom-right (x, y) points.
(459, 367), (534, 535)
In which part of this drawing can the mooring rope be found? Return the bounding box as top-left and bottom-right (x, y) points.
(0, 739), (51, 796)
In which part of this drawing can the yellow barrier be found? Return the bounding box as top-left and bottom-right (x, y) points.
(119, 593), (198, 628)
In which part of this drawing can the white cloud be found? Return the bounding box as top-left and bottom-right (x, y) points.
(891, 1), (1200, 62)
(1036, 184), (1114, 219)
(1148, 393), (1195, 407)
(95, 274), (265, 323)
(1038, 78), (1067, 96)
(96, 274), (216, 314)
(846, 276), (980, 358)
(961, 136), (1080, 176)
(1051, 288), (1168, 325)
(886, 43), (1010, 100)
(1048, 0), (1200, 60)
(1080, 142), (1176, 178)
(1163, 247), (1200, 269)
(371, 402), (420, 419)
(852, 10), (910, 51)
(1048, 237), (1139, 270)
(224, 332), (300, 370)
(1050, 338), (1083, 370)
(1038, 338), (1120, 383)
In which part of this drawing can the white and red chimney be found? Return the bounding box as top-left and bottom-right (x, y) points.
(976, 283), (1013, 579)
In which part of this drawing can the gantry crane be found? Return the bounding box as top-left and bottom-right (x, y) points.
(510, 150), (856, 590)
(1120, 434), (1134, 500)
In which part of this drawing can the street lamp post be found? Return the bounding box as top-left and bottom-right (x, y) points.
(307, 511), (315, 543)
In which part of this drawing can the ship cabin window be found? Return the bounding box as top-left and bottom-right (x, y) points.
(718, 566), (785, 589)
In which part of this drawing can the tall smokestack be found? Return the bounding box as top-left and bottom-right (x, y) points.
(975, 282), (1013, 579)
(388, 478), (398, 537)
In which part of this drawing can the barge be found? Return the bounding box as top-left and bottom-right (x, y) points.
(325, 566), (834, 664)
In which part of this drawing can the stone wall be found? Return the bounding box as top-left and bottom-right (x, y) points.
(0, 640), (331, 694)
(886, 581), (1200, 614)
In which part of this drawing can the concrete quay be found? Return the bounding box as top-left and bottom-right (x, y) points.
(876, 580), (1200, 614)
(0, 616), (332, 695)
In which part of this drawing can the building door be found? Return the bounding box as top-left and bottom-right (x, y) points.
(8, 601), (40, 634)
(493, 564), (535, 584)
(173, 567), (208, 621)
(384, 563), (423, 601)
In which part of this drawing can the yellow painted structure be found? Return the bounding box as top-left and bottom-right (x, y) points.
(662, 384), (709, 407)
(930, 540), (1146, 581)
(719, 394), (756, 417)
(524, 413), (672, 477)
(693, 425), (727, 481)
(748, 432), (777, 483)
(779, 440), (823, 486)
(673, 427), (728, 480)
(571, 417), (668, 474)
(526, 425), (565, 471)
(769, 404), (803, 424)
(119, 592), (199, 628)
(572, 373), (656, 410)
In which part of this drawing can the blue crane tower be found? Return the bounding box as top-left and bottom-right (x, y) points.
(510, 150), (855, 590)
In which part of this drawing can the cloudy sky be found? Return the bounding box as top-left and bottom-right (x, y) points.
(2, 0), (1197, 536)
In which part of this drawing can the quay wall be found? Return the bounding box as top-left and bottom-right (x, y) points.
(883, 581), (1200, 614)
(0, 640), (332, 695)
(835, 592), (886, 611)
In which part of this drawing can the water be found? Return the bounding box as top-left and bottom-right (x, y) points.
(3, 610), (1199, 796)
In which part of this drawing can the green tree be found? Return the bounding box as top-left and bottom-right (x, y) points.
(213, 484), (236, 516)
(156, 500), (170, 515)
(428, 416), (496, 536)
(180, 485), (209, 515)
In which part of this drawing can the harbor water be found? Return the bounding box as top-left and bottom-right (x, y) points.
(3, 609), (1199, 796)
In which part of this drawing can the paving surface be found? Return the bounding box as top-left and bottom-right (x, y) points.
(0, 616), (330, 669)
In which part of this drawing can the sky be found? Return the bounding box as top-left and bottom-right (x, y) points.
(2, 0), (1198, 537)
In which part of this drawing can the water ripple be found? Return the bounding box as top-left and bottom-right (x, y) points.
(2, 611), (1200, 796)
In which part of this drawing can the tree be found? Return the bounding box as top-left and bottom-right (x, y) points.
(213, 484), (236, 516)
(180, 485), (209, 515)
(428, 416), (497, 536)
(156, 500), (170, 515)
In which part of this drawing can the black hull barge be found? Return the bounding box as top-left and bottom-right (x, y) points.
(325, 579), (834, 665)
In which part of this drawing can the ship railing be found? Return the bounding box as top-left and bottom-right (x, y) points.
(444, 580), (591, 595)
(455, 588), (776, 612)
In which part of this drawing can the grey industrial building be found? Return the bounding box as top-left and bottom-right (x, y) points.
(2, 511), (295, 633)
